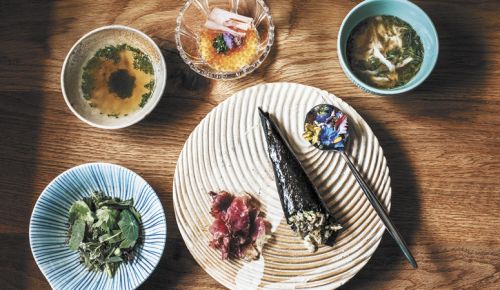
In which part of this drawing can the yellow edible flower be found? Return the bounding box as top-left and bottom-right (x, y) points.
(303, 124), (321, 145)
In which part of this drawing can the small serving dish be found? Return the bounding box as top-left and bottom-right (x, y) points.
(29, 163), (167, 290)
(337, 0), (439, 95)
(176, 0), (274, 80)
(61, 25), (167, 129)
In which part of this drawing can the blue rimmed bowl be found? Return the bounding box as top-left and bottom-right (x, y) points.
(337, 0), (439, 95)
(29, 163), (167, 290)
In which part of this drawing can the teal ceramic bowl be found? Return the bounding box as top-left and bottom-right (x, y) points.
(337, 0), (439, 95)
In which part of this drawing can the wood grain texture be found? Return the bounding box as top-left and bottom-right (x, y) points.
(0, 0), (498, 289)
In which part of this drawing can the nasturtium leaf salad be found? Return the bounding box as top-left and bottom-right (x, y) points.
(66, 191), (142, 278)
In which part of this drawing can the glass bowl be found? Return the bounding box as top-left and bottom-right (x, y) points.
(175, 0), (274, 80)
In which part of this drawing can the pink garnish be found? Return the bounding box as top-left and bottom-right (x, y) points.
(209, 8), (253, 24)
(335, 114), (348, 134)
(204, 20), (245, 37)
(204, 8), (253, 37)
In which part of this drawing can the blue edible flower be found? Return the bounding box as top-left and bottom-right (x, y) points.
(319, 126), (338, 146)
(315, 105), (333, 123)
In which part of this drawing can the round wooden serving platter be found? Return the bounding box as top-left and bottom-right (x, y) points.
(173, 82), (391, 289)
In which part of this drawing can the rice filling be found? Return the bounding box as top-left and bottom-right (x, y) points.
(289, 210), (342, 252)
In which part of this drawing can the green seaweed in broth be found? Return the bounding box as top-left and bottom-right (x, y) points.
(81, 44), (155, 118)
(347, 16), (424, 89)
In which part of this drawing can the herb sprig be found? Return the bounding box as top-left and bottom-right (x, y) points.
(213, 34), (228, 54)
(67, 191), (142, 278)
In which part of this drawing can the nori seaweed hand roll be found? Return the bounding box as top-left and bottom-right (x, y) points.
(258, 108), (342, 252)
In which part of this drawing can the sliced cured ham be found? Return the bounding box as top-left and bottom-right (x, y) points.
(208, 191), (270, 260)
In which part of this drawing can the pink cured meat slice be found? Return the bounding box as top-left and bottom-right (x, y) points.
(224, 196), (250, 234)
(208, 191), (269, 260)
(251, 216), (267, 243)
(209, 191), (233, 218)
(208, 218), (230, 259)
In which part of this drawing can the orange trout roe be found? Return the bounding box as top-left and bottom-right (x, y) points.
(199, 29), (259, 72)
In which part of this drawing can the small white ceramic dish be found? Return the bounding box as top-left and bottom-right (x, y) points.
(61, 25), (167, 129)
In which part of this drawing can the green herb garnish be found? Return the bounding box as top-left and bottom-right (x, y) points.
(81, 44), (153, 103)
(66, 191), (142, 278)
(213, 34), (228, 54)
(132, 53), (154, 75)
(81, 70), (95, 100)
(347, 15), (424, 89)
(139, 92), (151, 108)
(94, 44), (126, 63)
(139, 79), (155, 108)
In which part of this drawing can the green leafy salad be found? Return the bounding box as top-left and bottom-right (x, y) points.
(66, 191), (142, 278)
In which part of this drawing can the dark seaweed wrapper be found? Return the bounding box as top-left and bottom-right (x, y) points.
(258, 108), (338, 245)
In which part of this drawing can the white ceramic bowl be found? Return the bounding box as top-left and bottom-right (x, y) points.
(61, 25), (167, 129)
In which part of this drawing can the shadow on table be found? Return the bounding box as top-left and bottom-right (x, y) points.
(339, 111), (421, 289)
(135, 40), (215, 289)
(0, 0), (54, 289)
(342, 4), (497, 287)
(385, 3), (491, 121)
(140, 237), (203, 289)
(135, 39), (212, 128)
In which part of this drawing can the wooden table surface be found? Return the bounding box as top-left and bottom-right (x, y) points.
(1, 0), (499, 289)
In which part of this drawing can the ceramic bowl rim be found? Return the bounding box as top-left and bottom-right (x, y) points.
(337, 0), (439, 95)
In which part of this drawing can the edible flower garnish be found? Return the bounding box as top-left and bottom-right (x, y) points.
(303, 104), (349, 150)
(303, 123), (321, 145)
(213, 32), (244, 54)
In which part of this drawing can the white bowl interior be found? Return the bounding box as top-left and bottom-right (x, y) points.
(62, 26), (166, 129)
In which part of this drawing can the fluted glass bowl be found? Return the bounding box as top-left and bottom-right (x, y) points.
(175, 0), (274, 80)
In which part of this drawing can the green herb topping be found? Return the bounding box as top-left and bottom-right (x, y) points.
(94, 44), (126, 64)
(347, 15), (424, 89)
(133, 53), (154, 75)
(66, 191), (142, 278)
(213, 34), (228, 54)
(139, 79), (155, 108)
